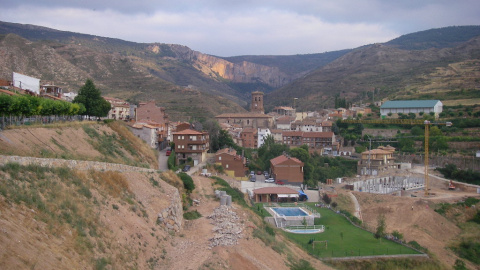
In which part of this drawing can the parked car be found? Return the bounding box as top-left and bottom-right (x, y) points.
(275, 180), (285, 185)
(166, 150), (171, 156)
(182, 165), (191, 172)
(263, 171), (269, 177)
(250, 175), (256, 182)
(256, 171), (262, 175)
(265, 177), (275, 183)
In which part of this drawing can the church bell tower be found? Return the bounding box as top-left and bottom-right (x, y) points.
(250, 91), (264, 114)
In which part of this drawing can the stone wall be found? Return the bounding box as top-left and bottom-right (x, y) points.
(157, 188), (183, 232)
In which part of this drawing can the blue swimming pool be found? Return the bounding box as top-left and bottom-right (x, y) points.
(271, 207), (308, 216)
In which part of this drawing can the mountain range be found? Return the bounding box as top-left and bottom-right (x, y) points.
(1, 21), (479, 120)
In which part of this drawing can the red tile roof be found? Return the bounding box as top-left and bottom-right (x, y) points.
(282, 131), (303, 137)
(172, 129), (204, 135)
(270, 155), (303, 166)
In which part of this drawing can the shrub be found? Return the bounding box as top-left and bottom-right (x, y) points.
(392, 230), (404, 241)
(452, 240), (480, 264)
(408, 241), (428, 253)
(322, 193), (331, 204)
(183, 210), (202, 220)
(265, 225), (275, 236)
(470, 211), (480, 224)
(288, 259), (315, 270)
(167, 150), (176, 170)
(178, 172), (195, 193)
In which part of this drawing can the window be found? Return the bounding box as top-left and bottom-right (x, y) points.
(226, 164), (229, 169)
(219, 156), (222, 161)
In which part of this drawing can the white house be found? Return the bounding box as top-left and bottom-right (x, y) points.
(12, 72), (40, 94)
(257, 128), (271, 148)
(380, 100), (443, 118)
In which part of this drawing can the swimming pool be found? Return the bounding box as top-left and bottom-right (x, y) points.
(271, 207), (308, 216)
(284, 225), (325, 234)
(286, 228), (323, 234)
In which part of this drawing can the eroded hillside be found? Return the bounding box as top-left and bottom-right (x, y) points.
(0, 121), (158, 168)
(0, 123), (332, 269)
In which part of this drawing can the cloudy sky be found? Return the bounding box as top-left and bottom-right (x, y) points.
(1, 1), (480, 56)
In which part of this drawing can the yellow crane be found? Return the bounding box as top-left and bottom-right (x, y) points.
(341, 118), (452, 196)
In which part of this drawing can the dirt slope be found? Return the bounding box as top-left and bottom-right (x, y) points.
(0, 121), (158, 168)
(165, 174), (332, 270)
(0, 124), (331, 269)
(338, 167), (480, 268)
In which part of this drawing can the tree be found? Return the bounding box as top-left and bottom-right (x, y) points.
(322, 193), (331, 205)
(392, 230), (404, 241)
(289, 146), (310, 163)
(411, 126), (424, 136)
(374, 214), (387, 241)
(428, 126), (448, 152)
(73, 79), (110, 118)
(398, 137), (415, 153)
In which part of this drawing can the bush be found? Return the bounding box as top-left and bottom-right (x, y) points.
(454, 259), (468, 270)
(288, 259), (315, 270)
(408, 241), (428, 253)
(322, 193), (331, 204)
(265, 225), (275, 236)
(178, 172), (195, 193)
(167, 150), (176, 170)
(453, 240), (480, 264)
(470, 211), (480, 224)
(183, 210), (202, 220)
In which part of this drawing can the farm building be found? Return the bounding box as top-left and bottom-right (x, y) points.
(380, 100), (443, 118)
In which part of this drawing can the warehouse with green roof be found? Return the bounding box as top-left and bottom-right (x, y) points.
(380, 100), (443, 119)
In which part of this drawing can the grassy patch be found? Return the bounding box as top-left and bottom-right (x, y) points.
(183, 210), (202, 220)
(210, 176), (247, 207)
(325, 257), (446, 270)
(283, 204), (420, 258)
(0, 163), (99, 256)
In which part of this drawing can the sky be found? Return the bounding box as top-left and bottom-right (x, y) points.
(1, 1), (480, 57)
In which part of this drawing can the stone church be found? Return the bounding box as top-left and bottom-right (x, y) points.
(215, 91), (274, 129)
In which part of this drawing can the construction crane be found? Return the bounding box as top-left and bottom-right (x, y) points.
(341, 118), (452, 196)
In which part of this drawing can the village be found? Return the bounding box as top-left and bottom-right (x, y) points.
(1, 72), (469, 200)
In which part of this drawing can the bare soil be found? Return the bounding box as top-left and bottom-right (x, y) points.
(165, 174), (332, 270)
(334, 166), (480, 268)
(0, 125), (332, 269)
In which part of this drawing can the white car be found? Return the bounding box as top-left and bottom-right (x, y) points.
(265, 178), (275, 183)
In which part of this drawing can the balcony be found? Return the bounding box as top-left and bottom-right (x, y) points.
(188, 139), (208, 145)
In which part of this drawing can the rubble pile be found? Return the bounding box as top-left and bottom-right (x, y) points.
(207, 205), (243, 248)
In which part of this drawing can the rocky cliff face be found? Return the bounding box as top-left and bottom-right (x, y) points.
(151, 44), (293, 88)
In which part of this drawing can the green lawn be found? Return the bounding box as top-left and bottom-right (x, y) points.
(280, 204), (422, 258)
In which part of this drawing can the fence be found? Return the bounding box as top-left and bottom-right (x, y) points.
(296, 239), (426, 258)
